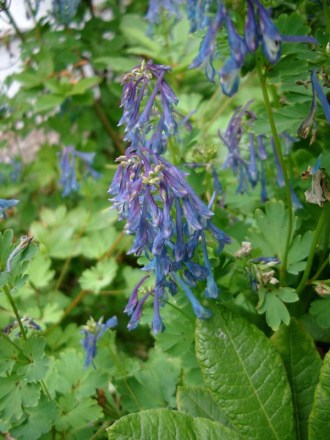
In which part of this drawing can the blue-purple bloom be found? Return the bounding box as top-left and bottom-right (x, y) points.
(3, 317), (41, 336)
(0, 198), (19, 219)
(146, 0), (184, 34)
(119, 60), (179, 154)
(81, 316), (118, 367)
(58, 146), (100, 197)
(109, 147), (231, 332)
(186, 0), (317, 96)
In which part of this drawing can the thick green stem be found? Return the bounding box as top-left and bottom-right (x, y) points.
(3, 285), (27, 340)
(257, 63), (293, 282)
(296, 204), (330, 295)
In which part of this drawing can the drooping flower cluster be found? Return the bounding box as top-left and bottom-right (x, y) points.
(189, 0), (317, 96)
(110, 61), (231, 332)
(218, 100), (302, 207)
(58, 145), (100, 197)
(109, 148), (231, 332)
(81, 316), (118, 367)
(119, 60), (179, 154)
(146, 0), (317, 96)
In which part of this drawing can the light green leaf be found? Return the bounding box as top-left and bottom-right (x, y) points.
(177, 386), (234, 428)
(196, 306), (295, 440)
(34, 94), (64, 112)
(68, 77), (101, 95)
(56, 394), (102, 431)
(271, 319), (322, 440)
(27, 253), (55, 288)
(258, 287), (298, 331)
(107, 408), (241, 440)
(309, 351), (330, 440)
(79, 259), (118, 293)
(80, 227), (117, 259)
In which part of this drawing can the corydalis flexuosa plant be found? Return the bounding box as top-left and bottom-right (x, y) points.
(110, 61), (231, 333)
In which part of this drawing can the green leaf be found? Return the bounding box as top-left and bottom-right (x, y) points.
(271, 319), (322, 440)
(80, 227), (118, 259)
(79, 259), (118, 293)
(257, 287), (298, 331)
(107, 408), (241, 440)
(196, 306), (295, 440)
(116, 350), (180, 412)
(27, 253), (55, 288)
(176, 386), (234, 428)
(34, 94), (65, 112)
(68, 77), (101, 96)
(56, 394), (102, 431)
(309, 297), (330, 328)
(309, 351), (330, 440)
(11, 396), (57, 440)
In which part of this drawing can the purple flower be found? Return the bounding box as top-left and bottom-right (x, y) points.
(109, 148), (231, 330)
(310, 70), (330, 124)
(190, 4), (226, 82)
(187, 0), (213, 32)
(58, 146), (100, 197)
(245, 0), (259, 52)
(146, 0), (183, 34)
(119, 61), (179, 153)
(0, 199), (19, 219)
(81, 316), (118, 367)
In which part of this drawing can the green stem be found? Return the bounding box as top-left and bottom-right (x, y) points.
(321, 0), (330, 34)
(93, 100), (125, 154)
(296, 204), (330, 295)
(257, 62), (293, 282)
(310, 256), (329, 283)
(107, 345), (143, 411)
(40, 380), (52, 401)
(90, 422), (111, 440)
(3, 285), (27, 340)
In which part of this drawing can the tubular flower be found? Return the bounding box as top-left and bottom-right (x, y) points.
(52, 0), (81, 24)
(185, 0), (317, 95)
(146, 0), (184, 34)
(119, 60), (179, 154)
(81, 316), (118, 367)
(58, 146), (100, 197)
(109, 148), (231, 332)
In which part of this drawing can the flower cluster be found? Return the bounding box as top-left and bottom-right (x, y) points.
(119, 60), (179, 154)
(218, 100), (302, 208)
(110, 61), (231, 332)
(81, 316), (118, 367)
(189, 0), (316, 96)
(146, 0), (184, 34)
(109, 148), (231, 332)
(58, 145), (100, 197)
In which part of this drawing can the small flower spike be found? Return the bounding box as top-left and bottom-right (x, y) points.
(0, 199), (19, 219)
(81, 316), (118, 367)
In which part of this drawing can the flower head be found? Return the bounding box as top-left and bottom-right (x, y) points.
(119, 60), (179, 153)
(81, 316), (118, 367)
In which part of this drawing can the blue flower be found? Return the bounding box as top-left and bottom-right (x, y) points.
(58, 146), (100, 197)
(310, 70), (330, 124)
(0, 199), (19, 219)
(187, 0), (213, 32)
(81, 316), (118, 367)
(109, 149), (231, 331)
(146, 0), (183, 34)
(119, 60), (179, 153)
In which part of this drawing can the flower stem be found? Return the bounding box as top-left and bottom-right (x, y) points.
(3, 285), (27, 340)
(3, 7), (25, 42)
(256, 62), (293, 283)
(296, 204), (330, 295)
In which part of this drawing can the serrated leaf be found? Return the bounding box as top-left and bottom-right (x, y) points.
(27, 253), (55, 288)
(309, 351), (330, 440)
(107, 408), (241, 440)
(56, 394), (102, 431)
(79, 259), (118, 293)
(196, 306), (295, 440)
(11, 396), (57, 440)
(177, 386), (233, 427)
(271, 319), (322, 440)
(116, 350), (180, 412)
(0, 334), (20, 375)
(80, 227), (117, 259)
